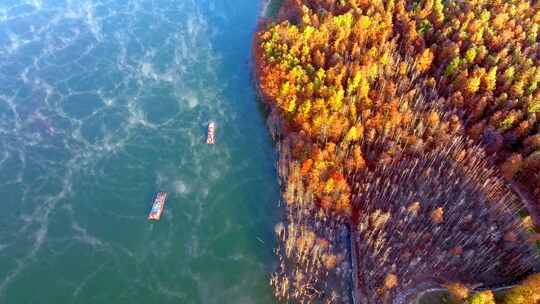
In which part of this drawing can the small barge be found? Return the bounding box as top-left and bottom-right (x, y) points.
(148, 191), (168, 220)
(207, 121), (216, 144)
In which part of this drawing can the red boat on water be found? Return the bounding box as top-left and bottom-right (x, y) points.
(148, 192), (168, 220)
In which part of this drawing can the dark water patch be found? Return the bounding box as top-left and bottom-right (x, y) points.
(0, 153), (24, 184)
(63, 68), (116, 93)
(0, 178), (25, 223)
(6, 4), (37, 17)
(0, 100), (15, 122)
(62, 92), (104, 119)
(80, 108), (125, 143)
(138, 87), (179, 125)
(0, 59), (29, 85)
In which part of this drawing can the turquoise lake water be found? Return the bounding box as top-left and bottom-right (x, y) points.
(0, 0), (280, 303)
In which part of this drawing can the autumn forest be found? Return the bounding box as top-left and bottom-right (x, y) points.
(253, 0), (540, 303)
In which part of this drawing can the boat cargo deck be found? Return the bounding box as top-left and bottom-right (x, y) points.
(207, 121), (216, 144)
(148, 191), (168, 220)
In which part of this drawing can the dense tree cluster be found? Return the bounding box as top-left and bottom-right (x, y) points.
(266, 0), (540, 205)
(467, 290), (496, 304)
(351, 138), (537, 302)
(455, 273), (540, 304)
(502, 273), (540, 304)
(256, 4), (463, 217)
(253, 0), (540, 303)
(405, 0), (540, 202)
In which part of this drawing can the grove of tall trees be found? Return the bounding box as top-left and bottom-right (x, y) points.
(254, 0), (540, 303)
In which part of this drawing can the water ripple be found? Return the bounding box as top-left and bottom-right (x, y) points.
(0, 0), (272, 302)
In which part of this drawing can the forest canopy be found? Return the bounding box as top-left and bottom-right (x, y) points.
(254, 0), (540, 303)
